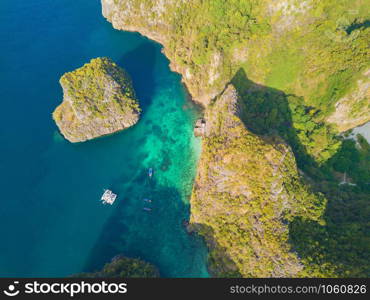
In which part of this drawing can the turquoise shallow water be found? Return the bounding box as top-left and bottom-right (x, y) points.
(0, 0), (209, 277)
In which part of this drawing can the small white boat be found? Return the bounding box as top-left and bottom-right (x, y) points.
(101, 189), (117, 205)
(148, 168), (153, 178)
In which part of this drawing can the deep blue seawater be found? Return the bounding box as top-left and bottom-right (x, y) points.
(0, 0), (209, 277)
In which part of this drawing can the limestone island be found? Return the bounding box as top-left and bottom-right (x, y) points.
(53, 57), (140, 143)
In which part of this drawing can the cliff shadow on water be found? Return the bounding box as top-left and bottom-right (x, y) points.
(189, 223), (241, 278)
(226, 68), (369, 277)
(82, 183), (208, 278)
(117, 41), (158, 112)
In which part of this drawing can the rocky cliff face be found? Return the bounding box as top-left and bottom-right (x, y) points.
(53, 57), (140, 143)
(190, 85), (325, 277)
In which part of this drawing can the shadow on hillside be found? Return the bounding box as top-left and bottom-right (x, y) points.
(228, 68), (369, 277)
(346, 19), (370, 34)
(231, 68), (320, 175)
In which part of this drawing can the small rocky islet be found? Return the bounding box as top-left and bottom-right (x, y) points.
(53, 57), (140, 143)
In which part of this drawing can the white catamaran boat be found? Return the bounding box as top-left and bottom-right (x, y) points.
(101, 189), (117, 205)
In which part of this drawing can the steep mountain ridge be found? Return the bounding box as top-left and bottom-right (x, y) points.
(190, 85), (326, 277)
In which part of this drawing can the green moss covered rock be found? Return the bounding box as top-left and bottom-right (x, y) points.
(53, 57), (140, 142)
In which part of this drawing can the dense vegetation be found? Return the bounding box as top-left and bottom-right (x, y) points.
(75, 256), (159, 278)
(105, 0), (370, 277)
(55, 57), (139, 120)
